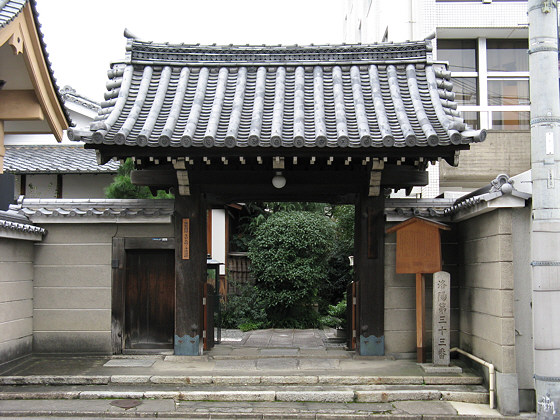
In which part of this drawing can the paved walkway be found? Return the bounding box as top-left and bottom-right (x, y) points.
(232, 328), (329, 348)
(0, 329), (535, 418)
(0, 327), (484, 382)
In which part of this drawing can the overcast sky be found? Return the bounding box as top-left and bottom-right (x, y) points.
(35, 0), (345, 102)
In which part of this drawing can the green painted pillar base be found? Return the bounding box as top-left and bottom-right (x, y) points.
(360, 335), (384, 356)
(174, 334), (200, 355)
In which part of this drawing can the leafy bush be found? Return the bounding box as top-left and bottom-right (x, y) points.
(239, 321), (263, 332)
(319, 296), (347, 329)
(248, 211), (335, 328)
(220, 282), (267, 329)
(319, 205), (355, 310)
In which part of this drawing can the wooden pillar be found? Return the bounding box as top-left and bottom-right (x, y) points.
(174, 191), (207, 355)
(355, 193), (385, 355)
(111, 237), (125, 354)
(56, 174), (63, 198)
(416, 273), (426, 363)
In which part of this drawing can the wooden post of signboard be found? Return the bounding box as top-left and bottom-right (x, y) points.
(416, 272), (426, 363)
(386, 217), (450, 364)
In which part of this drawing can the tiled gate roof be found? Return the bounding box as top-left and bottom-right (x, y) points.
(69, 37), (485, 151)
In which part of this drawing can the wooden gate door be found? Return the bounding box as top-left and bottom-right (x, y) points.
(125, 249), (175, 349)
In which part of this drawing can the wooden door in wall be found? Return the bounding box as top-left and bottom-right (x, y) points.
(125, 249), (175, 349)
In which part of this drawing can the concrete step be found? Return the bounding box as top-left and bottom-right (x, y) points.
(0, 384), (489, 404)
(0, 373), (483, 386)
(0, 399), (531, 419)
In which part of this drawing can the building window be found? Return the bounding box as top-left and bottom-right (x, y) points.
(437, 40), (477, 72)
(487, 79), (529, 105)
(452, 77), (478, 105)
(486, 39), (528, 72)
(491, 111), (530, 130)
(437, 38), (529, 130)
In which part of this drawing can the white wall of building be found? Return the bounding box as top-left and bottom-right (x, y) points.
(63, 174), (114, 199)
(211, 209), (227, 275)
(13, 174), (114, 200)
(16, 174), (57, 198)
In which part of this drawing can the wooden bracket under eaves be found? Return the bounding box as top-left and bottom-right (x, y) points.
(176, 170), (190, 196)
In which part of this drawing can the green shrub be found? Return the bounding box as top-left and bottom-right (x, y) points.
(220, 282), (267, 329)
(319, 296), (347, 329)
(239, 321), (264, 332)
(248, 211), (335, 328)
(319, 205), (354, 311)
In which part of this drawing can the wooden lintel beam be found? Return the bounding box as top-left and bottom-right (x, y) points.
(130, 169), (177, 186)
(381, 165), (428, 187)
(129, 165), (428, 192)
(0, 90), (43, 120)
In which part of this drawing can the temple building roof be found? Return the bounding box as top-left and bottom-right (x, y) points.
(3, 145), (119, 174)
(0, 0), (26, 29)
(0, 0), (72, 141)
(69, 36), (485, 154)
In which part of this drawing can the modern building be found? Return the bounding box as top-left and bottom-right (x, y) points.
(344, 0), (531, 193)
(344, 1), (536, 413)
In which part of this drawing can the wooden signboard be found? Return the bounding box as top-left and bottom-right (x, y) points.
(182, 218), (190, 260)
(386, 217), (450, 363)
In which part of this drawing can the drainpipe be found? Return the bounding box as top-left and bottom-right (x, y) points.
(409, 0), (415, 41)
(528, 1), (560, 417)
(451, 347), (495, 409)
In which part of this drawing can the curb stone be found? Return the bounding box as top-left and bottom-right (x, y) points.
(276, 390), (355, 403)
(111, 375), (151, 384)
(178, 390), (276, 402)
(79, 390), (144, 399)
(355, 389), (442, 403)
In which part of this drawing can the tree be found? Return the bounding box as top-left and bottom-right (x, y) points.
(105, 158), (173, 199)
(321, 205), (355, 309)
(248, 211), (335, 328)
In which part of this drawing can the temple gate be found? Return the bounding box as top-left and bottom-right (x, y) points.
(69, 35), (485, 355)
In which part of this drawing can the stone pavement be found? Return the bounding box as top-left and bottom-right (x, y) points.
(0, 329), (535, 418)
(237, 329), (329, 348)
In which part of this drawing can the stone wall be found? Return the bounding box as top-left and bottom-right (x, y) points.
(512, 206), (534, 411)
(33, 223), (173, 354)
(384, 226), (459, 357)
(0, 238), (34, 365)
(457, 209), (516, 373)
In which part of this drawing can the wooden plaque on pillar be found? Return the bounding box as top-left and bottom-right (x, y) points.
(182, 218), (190, 260)
(386, 217), (450, 363)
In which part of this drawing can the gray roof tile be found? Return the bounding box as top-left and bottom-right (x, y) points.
(4, 145), (120, 174)
(0, 209), (45, 236)
(69, 39), (486, 150)
(60, 86), (100, 111)
(0, 0), (26, 30)
(9, 198), (174, 220)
